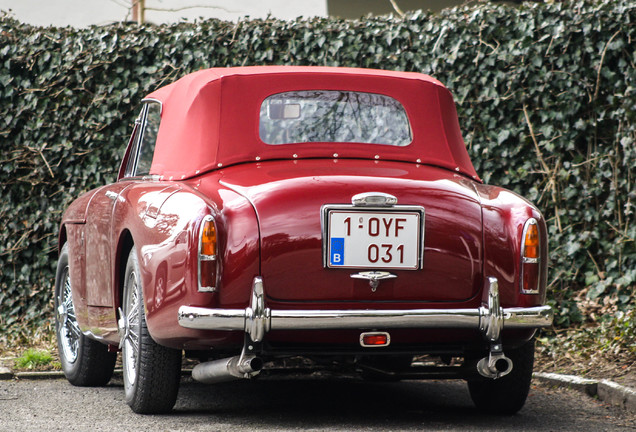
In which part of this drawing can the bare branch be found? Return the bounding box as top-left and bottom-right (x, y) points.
(143, 5), (241, 14)
(594, 30), (621, 102)
(523, 104), (562, 233)
(389, 0), (405, 17)
(38, 146), (54, 178)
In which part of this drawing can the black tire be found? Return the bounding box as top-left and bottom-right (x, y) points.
(54, 242), (116, 386)
(467, 339), (535, 415)
(120, 247), (182, 414)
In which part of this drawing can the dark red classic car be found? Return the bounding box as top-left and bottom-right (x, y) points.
(55, 66), (553, 414)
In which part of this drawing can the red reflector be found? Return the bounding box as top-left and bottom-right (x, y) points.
(199, 259), (217, 291)
(522, 261), (540, 294)
(360, 332), (390, 347)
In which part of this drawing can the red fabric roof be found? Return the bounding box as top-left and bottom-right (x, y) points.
(145, 66), (479, 181)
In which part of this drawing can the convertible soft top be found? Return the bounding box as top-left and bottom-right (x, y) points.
(145, 66), (479, 181)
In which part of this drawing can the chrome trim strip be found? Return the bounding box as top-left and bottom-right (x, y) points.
(141, 97), (163, 115)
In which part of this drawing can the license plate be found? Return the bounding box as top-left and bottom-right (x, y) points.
(325, 210), (423, 269)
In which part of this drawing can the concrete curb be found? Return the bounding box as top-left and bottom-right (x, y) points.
(0, 368), (189, 381)
(0, 367), (13, 380)
(534, 372), (636, 412)
(14, 370), (66, 380)
(598, 379), (636, 412)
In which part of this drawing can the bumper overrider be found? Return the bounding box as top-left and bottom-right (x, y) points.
(178, 275), (552, 346)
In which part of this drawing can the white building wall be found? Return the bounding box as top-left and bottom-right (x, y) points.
(0, 0), (328, 27)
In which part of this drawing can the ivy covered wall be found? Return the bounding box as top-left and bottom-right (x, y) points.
(0, 0), (634, 334)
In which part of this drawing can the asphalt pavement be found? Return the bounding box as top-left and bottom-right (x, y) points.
(1, 371), (635, 431)
(3, 366), (635, 412)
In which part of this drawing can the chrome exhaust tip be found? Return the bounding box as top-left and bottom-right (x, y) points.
(192, 354), (263, 384)
(477, 353), (513, 379)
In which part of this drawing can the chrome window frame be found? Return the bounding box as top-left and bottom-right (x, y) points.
(123, 98), (163, 180)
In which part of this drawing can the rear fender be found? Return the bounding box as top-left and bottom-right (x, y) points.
(137, 183), (260, 348)
(476, 184), (548, 307)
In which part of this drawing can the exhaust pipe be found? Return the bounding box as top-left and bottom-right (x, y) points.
(192, 355), (263, 384)
(477, 352), (513, 379)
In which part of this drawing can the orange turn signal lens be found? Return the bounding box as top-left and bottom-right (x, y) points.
(199, 216), (218, 292)
(523, 221), (539, 259)
(200, 218), (217, 257)
(521, 218), (541, 294)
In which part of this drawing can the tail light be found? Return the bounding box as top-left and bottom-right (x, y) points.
(198, 215), (218, 292)
(520, 218), (541, 294)
(360, 332), (391, 347)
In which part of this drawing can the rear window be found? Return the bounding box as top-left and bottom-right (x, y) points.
(259, 90), (412, 146)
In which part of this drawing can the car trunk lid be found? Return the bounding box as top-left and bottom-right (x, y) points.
(213, 159), (483, 304)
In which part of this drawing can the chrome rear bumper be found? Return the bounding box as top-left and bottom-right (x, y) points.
(178, 277), (553, 343)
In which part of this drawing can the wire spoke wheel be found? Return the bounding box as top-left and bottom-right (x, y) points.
(56, 265), (80, 364)
(54, 242), (116, 386)
(121, 247), (182, 414)
(122, 270), (142, 389)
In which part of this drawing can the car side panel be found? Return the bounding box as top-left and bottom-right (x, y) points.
(60, 189), (99, 335)
(85, 183), (131, 308)
(63, 223), (90, 333)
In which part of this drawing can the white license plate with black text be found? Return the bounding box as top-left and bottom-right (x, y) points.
(325, 210), (423, 269)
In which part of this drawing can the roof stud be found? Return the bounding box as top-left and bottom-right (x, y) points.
(333, 153), (338, 158)
(256, 156), (261, 161)
(416, 159), (421, 163)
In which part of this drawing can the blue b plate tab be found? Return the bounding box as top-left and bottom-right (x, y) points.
(330, 237), (344, 266)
